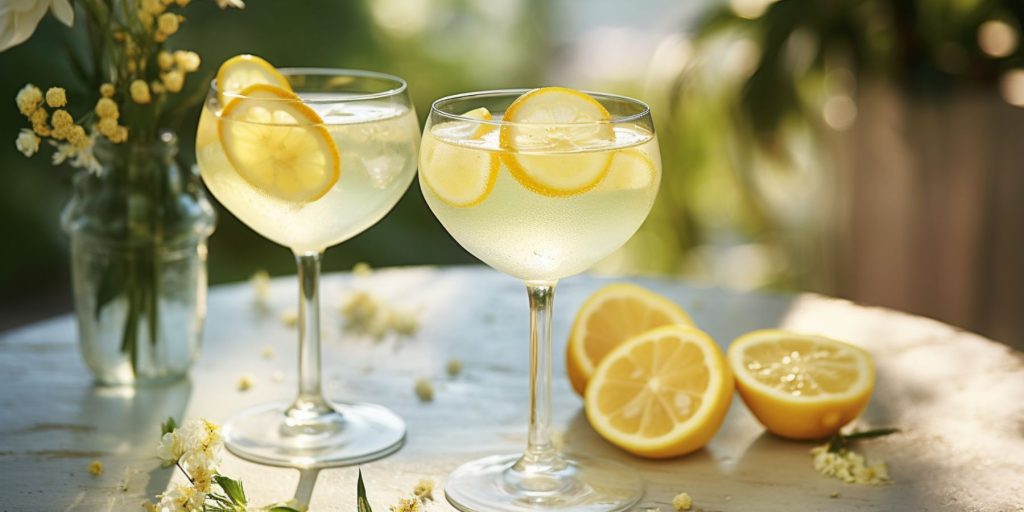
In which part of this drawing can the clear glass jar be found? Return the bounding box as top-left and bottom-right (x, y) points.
(61, 132), (216, 385)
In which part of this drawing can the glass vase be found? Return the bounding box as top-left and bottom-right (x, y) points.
(61, 131), (216, 386)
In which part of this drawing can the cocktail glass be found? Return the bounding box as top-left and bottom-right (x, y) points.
(419, 89), (660, 511)
(195, 69), (419, 467)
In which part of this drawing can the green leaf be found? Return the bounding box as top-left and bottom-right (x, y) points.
(265, 507), (301, 512)
(160, 417), (177, 436)
(357, 469), (373, 512)
(214, 475), (247, 506)
(828, 427), (901, 453)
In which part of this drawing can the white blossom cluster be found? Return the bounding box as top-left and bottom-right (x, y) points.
(810, 444), (890, 485)
(146, 418), (223, 512)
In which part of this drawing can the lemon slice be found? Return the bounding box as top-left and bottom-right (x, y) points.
(585, 325), (734, 458)
(728, 329), (875, 440)
(218, 83), (340, 203)
(594, 149), (657, 192)
(216, 54), (291, 105)
(500, 87), (614, 196)
(420, 108), (499, 207)
(567, 283), (694, 396)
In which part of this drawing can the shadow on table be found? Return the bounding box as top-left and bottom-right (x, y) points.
(74, 379), (192, 501)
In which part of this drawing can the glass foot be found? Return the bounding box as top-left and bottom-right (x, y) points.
(445, 453), (644, 512)
(222, 401), (405, 468)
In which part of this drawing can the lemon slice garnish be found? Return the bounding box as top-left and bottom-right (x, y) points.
(594, 149), (656, 192)
(566, 283), (694, 396)
(500, 87), (614, 196)
(585, 324), (734, 458)
(216, 54), (292, 106)
(420, 108), (499, 207)
(218, 83), (340, 203)
(728, 329), (875, 440)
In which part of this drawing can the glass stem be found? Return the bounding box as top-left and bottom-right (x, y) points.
(288, 251), (331, 419)
(520, 280), (560, 468)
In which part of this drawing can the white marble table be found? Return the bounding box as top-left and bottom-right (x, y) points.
(1, 266), (1022, 512)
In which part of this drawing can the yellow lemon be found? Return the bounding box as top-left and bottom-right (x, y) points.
(499, 87), (614, 196)
(728, 329), (875, 440)
(218, 83), (340, 203)
(585, 325), (734, 458)
(567, 283), (694, 396)
(420, 107), (500, 207)
(215, 54), (291, 105)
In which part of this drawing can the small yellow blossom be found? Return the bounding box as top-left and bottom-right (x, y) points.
(250, 269), (270, 304)
(176, 0), (191, 6)
(174, 50), (201, 72)
(109, 126), (129, 144)
(153, 31), (167, 43)
(190, 464), (213, 493)
(100, 83), (115, 98)
(157, 13), (180, 35)
(162, 70), (184, 93)
(16, 129), (40, 157)
(237, 375), (252, 392)
(413, 478), (434, 501)
(389, 497), (421, 512)
(98, 117), (118, 137)
(51, 109), (73, 129)
(157, 51), (175, 70)
(141, 0), (165, 15)
(130, 80), (151, 104)
(353, 262), (373, 276)
(280, 309), (298, 328)
(672, 492), (692, 511)
(810, 445), (890, 485)
(16, 84), (43, 116)
(446, 358), (462, 377)
(94, 97), (119, 119)
(138, 10), (154, 27)
(414, 378), (434, 402)
(88, 460), (103, 476)
(45, 87), (67, 108)
(261, 345), (275, 359)
(150, 80), (166, 95)
(68, 125), (90, 149)
(830, 491), (840, 499)
(30, 107), (48, 125)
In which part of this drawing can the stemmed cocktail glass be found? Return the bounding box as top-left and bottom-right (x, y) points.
(196, 67), (419, 467)
(419, 88), (660, 511)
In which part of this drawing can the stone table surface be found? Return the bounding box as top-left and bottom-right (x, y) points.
(1, 265), (1022, 512)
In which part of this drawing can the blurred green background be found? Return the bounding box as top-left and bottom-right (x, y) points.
(2, 0), (1023, 348)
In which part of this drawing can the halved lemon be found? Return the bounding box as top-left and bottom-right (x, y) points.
(567, 283), (694, 396)
(216, 54), (291, 105)
(499, 87), (615, 196)
(728, 329), (875, 440)
(218, 83), (340, 203)
(585, 325), (734, 458)
(594, 149), (657, 192)
(420, 108), (499, 207)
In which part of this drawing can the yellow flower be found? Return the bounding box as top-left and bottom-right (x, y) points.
(153, 31), (167, 43)
(161, 70), (184, 93)
(109, 126), (128, 143)
(174, 50), (201, 72)
(100, 83), (115, 98)
(175, 0), (191, 6)
(16, 129), (40, 157)
(98, 117), (119, 137)
(94, 97), (118, 119)
(150, 80), (166, 95)
(157, 13), (179, 35)
(141, 0), (165, 16)
(45, 87), (66, 108)
(16, 84), (43, 116)
(414, 378), (434, 402)
(68, 125), (89, 149)
(137, 9), (153, 27)
(30, 107), (48, 126)
(413, 478), (434, 501)
(130, 80), (151, 104)
(157, 51), (174, 71)
(672, 492), (692, 511)
(51, 109), (73, 129)
(88, 460), (103, 476)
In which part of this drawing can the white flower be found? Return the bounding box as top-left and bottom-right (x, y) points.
(0, 0), (74, 52)
(178, 418), (222, 470)
(155, 484), (205, 512)
(50, 132), (101, 174)
(15, 128), (39, 156)
(214, 0), (245, 9)
(156, 431), (185, 465)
